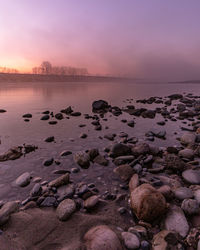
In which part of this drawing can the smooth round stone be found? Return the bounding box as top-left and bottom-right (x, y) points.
(174, 187), (193, 200)
(56, 199), (76, 221)
(84, 195), (99, 209)
(181, 199), (199, 215)
(15, 172), (31, 187)
(181, 133), (196, 145)
(121, 232), (140, 249)
(182, 170), (200, 184)
(164, 205), (189, 238)
(178, 148), (194, 159)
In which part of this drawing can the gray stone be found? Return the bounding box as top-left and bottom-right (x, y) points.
(56, 199), (76, 221)
(40, 197), (57, 207)
(121, 232), (140, 249)
(164, 205), (189, 237)
(30, 183), (42, 197)
(182, 169), (200, 184)
(181, 199), (199, 215)
(43, 158), (54, 166)
(15, 172), (31, 187)
(111, 143), (131, 157)
(174, 187), (193, 201)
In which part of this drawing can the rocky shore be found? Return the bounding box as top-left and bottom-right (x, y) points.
(1, 93), (200, 249)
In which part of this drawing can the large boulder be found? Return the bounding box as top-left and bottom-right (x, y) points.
(84, 225), (122, 250)
(130, 184), (167, 222)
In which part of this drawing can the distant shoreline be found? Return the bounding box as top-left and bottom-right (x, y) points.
(0, 73), (131, 83)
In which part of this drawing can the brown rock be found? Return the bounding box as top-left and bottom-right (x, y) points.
(152, 230), (179, 250)
(114, 164), (134, 181)
(130, 184), (167, 222)
(48, 173), (70, 188)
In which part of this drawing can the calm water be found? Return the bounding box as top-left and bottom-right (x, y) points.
(0, 81), (199, 201)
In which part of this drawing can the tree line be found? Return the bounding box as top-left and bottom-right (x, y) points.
(32, 61), (89, 76)
(0, 67), (19, 73)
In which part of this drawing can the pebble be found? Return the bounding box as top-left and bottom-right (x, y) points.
(181, 198), (199, 215)
(43, 158), (54, 166)
(182, 169), (200, 184)
(174, 187), (193, 200)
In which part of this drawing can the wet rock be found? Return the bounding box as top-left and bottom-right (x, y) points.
(182, 169), (200, 184)
(149, 129), (166, 138)
(157, 121), (165, 126)
(0, 147), (22, 161)
(55, 113), (63, 120)
(40, 197), (57, 207)
(40, 114), (50, 120)
(84, 225), (122, 250)
(142, 110), (156, 119)
(114, 155), (135, 166)
(84, 195), (99, 209)
(43, 158), (54, 166)
(130, 184), (167, 222)
(93, 155), (109, 166)
(174, 187), (193, 200)
(181, 133), (196, 145)
(30, 183), (42, 197)
(48, 121), (57, 125)
(127, 120), (135, 127)
(164, 205), (189, 237)
(70, 112), (81, 116)
(164, 154), (186, 172)
(104, 133), (116, 141)
(80, 133), (87, 139)
(92, 100), (109, 111)
(152, 230), (179, 250)
(110, 143), (131, 158)
(60, 150), (72, 157)
(0, 109), (6, 113)
(121, 232), (140, 249)
(74, 151), (90, 169)
(0, 201), (20, 226)
(132, 143), (150, 156)
(61, 106), (73, 114)
(168, 94), (183, 100)
(56, 199), (76, 221)
(15, 172), (31, 187)
(22, 113), (32, 118)
(57, 184), (75, 201)
(52, 169), (68, 174)
(88, 148), (99, 161)
(44, 136), (55, 142)
(181, 199), (199, 215)
(114, 164), (134, 181)
(178, 148), (194, 159)
(48, 173), (70, 188)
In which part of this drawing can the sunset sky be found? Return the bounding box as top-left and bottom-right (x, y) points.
(1, 0), (200, 80)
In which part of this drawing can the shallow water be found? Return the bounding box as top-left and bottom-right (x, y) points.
(0, 81), (199, 201)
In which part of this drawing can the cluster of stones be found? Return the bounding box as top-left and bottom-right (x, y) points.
(1, 93), (200, 249)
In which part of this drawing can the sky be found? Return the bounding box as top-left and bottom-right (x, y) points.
(0, 0), (200, 80)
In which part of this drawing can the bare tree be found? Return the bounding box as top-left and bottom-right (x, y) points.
(40, 61), (52, 74)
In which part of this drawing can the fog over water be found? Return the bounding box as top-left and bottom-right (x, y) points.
(1, 0), (200, 80)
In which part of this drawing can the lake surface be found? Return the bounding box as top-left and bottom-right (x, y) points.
(0, 81), (199, 201)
